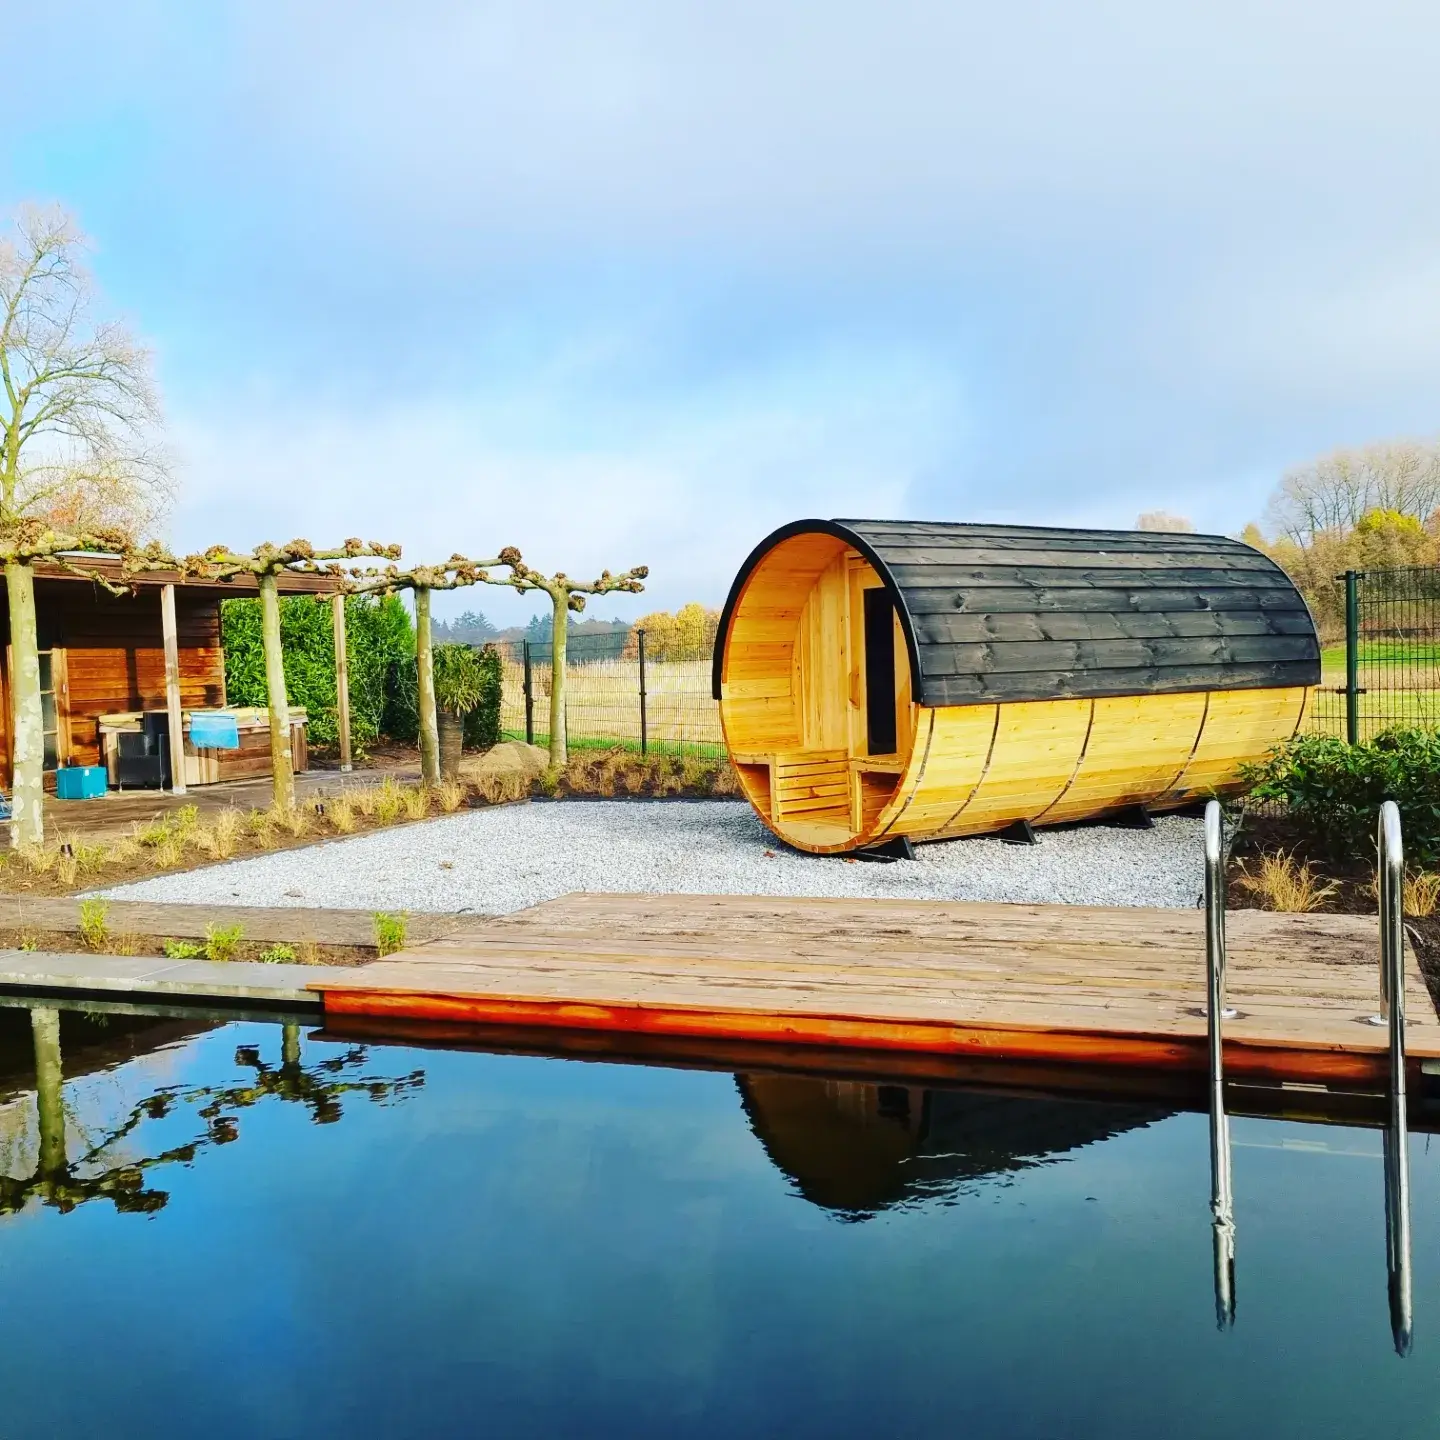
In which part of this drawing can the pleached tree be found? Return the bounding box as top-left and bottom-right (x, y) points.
(0, 205), (174, 845)
(348, 550), (520, 786)
(180, 540), (400, 810)
(484, 558), (648, 767)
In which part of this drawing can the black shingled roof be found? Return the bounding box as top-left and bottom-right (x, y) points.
(713, 518), (1320, 707)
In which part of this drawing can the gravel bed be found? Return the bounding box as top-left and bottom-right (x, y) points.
(92, 801), (1206, 914)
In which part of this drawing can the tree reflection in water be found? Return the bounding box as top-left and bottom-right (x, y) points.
(0, 1008), (424, 1217)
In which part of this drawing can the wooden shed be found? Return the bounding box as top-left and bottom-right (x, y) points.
(0, 560), (335, 793)
(712, 519), (1320, 853)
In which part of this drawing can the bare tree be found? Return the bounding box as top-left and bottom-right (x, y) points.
(0, 206), (173, 843)
(348, 551), (520, 786)
(181, 540), (400, 809)
(484, 558), (647, 767)
(1135, 511), (1194, 533)
(1264, 440), (1440, 543)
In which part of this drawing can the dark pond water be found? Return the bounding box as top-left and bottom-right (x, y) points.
(0, 1003), (1437, 1439)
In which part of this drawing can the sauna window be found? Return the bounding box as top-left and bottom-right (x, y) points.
(38, 651), (59, 771)
(863, 589), (898, 756)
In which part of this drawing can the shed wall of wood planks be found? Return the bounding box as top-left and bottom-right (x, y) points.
(714, 521), (1320, 852)
(0, 580), (227, 778)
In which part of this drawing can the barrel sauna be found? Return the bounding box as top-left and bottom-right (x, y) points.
(712, 519), (1320, 854)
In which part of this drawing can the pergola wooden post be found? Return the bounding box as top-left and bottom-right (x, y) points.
(331, 592), (352, 772)
(160, 582), (187, 795)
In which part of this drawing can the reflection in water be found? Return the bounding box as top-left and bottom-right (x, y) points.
(0, 1006), (425, 1216)
(1384, 1101), (1414, 1356)
(737, 1074), (1172, 1219)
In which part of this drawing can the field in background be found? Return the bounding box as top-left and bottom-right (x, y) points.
(500, 654), (724, 757)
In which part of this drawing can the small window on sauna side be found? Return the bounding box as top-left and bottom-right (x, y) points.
(863, 589), (898, 756)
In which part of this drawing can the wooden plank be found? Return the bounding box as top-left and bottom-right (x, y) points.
(886, 562), (1291, 589)
(920, 663), (1317, 706)
(309, 893), (1440, 1088)
(901, 585), (1307, 616)
(0, 895), (463, 946)
(920, 634), (1318, 677)
(914, 608), (1317, 646)
(881, 550), (1290, 573)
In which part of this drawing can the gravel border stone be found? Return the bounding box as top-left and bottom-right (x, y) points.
(93, 800), (1206, 914)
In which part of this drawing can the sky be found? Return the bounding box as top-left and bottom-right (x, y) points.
(4, 0), (1438, 624)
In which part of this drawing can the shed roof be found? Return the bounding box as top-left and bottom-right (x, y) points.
(714, 518), (1320, 707)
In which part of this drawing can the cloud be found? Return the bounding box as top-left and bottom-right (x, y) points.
(7, 0), (1440, 572)
(169, 335), (955, 617)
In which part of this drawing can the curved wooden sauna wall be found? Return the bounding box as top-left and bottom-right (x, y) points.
(712, 520), (1320, 854)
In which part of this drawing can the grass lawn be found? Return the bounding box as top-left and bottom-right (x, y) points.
(498, 729), (726, 759)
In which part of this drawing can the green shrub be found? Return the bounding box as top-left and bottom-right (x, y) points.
(257, 942), (297, 964)
(204, 922), (245, 963)
(221, 593), (416, 747)
(1242, 727), (1440, 866)
(374, 912), (408, 957)
(434, 642), (487, 714)
(163, 938), (206, 960)
(78, 898), (110, 951)
(464, 645), (503, 750)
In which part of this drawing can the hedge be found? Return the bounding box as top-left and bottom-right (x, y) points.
(220, 595), (503, 752)
(1241, 728), (1440, 868)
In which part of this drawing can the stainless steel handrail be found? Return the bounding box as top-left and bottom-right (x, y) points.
(1205, 801), (1238, 1028)
(1205, 799), (1236, 1329)
(1376, 799), (1413, 1355)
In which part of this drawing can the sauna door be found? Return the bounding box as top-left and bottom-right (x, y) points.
(862, 590), (898, 755)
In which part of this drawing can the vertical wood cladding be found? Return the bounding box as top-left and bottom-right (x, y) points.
(0, 581), (226, 771)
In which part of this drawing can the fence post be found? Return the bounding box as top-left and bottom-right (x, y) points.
(1344, 569), (1361, 745)
(522, 640), (534, 746)
(638, 627), (648, 757)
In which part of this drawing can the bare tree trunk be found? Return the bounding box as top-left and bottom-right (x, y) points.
(548, 590), (567, 768)
(258, 571), (295, 811)
(6, 560), (45, 846)
(415, 586), (440, 787)
(31, 1006), (66, 1181)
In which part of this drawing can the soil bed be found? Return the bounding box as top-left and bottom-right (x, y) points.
(1228, 809), (1440, 1012)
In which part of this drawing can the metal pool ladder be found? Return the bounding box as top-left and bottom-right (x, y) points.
(1375, 800), (1413, 1356)
(1204, 801), (1236, 1329)
(1204, 799), (1414, 1351)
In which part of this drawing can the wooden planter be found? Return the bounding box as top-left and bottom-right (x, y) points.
(438, 710), (464, 780)
(712, 519), (1321, 854)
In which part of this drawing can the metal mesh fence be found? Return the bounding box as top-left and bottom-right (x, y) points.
(489, 566), (1440, 765)
(1309, 567), (1440, 741)
(495, 630), (725, 757)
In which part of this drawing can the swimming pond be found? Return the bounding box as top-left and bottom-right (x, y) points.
(0, 1003), (1435, 1439)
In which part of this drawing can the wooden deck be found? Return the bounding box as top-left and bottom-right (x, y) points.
(19, 760), (421, 845)
(309, 893), (1440, 1086)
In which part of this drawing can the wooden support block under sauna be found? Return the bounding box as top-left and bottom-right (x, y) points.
(711, 519), (1321, 854)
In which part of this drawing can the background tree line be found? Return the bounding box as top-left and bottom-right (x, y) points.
(1145, 441), (1440, 642)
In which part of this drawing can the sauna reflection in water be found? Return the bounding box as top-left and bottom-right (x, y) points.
(0, 1005), (1437, 1440)
(736, 1073), (1172, 1217)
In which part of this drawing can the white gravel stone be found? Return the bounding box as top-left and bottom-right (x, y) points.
(92, 800), (1206, 914)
